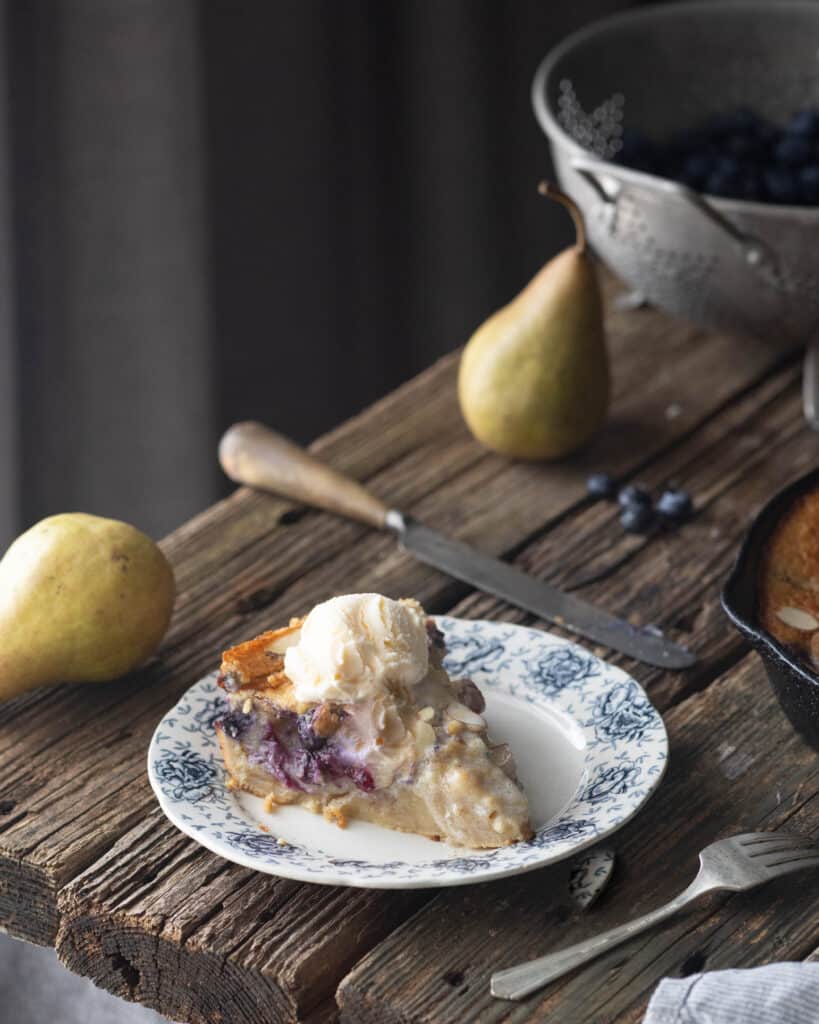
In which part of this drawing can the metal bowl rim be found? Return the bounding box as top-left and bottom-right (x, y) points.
(531, 0), (819, 220)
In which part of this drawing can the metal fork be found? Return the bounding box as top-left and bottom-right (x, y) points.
(491, 832), (819, 1001)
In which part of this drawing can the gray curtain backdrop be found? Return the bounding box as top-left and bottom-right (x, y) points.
(0, 2), (632, 1021)
(1, 0), (628, 553)
(0, 2), (15, 551)
(203, 0), (628, 470)
(6, 0), (213, 547)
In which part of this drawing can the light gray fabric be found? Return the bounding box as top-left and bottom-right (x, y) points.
(0, 932), (168, 1023)
(11, 0), (214, 547)
(645, 964), (819, 1024)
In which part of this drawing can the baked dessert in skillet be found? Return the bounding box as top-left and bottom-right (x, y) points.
(215, 593), (532, 848)
(759, 488), (819, 668)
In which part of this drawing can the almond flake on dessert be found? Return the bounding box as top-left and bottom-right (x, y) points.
(776, 606), (819, 631)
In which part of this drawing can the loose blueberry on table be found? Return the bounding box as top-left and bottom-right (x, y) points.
(657, 488), (693, 522)
(586, 472), (616, 499)
(620, 503), (654, 534)
(587, 473), (694, 537)
(617, 484), (652, 509)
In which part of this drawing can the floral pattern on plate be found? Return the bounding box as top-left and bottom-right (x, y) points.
(568, 847), (616, 910)
(148, 617), (667, 888)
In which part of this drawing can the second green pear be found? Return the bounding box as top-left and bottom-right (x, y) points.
(458, 184), (609, 460)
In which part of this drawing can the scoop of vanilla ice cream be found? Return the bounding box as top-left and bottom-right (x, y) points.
(284, 593), (430, 703)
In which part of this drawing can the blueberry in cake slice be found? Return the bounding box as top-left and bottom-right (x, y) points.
(215, 593), (532, 848)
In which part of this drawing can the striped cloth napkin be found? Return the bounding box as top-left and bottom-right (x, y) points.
(645, 964), (819, 1023)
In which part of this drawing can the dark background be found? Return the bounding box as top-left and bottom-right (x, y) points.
(203, 1), (624, 445)
(1, 0), (629, 549)
(0, 2), (633, 1022)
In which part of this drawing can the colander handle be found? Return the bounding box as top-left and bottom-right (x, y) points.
(569, 154), (779, 280)
(804, 343), (819, 431)
(570, 153), (819, 432)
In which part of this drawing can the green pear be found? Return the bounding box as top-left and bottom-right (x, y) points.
(458, 183), (609, 459)
(0, 513), (175, 700)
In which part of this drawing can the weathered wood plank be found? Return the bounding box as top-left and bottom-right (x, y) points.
(53, 363), (814, 1023)
(336, 651), (819, 1024)
(0, 298), (791, 946)
(56, 812), (420, 1024)
(448, 359), (810, 715)
(332, 364), (819, 1021)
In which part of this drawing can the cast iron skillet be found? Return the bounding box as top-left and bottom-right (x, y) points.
(722, 467), (819, 750)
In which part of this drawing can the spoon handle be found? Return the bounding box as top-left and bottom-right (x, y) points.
(218, 421), (390, 530)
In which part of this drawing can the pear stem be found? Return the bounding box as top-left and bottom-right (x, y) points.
(538, 181), (587, 254)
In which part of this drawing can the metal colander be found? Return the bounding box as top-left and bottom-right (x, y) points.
(532, 1), (819, 424)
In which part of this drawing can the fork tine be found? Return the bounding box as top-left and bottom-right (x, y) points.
(746, 840), (818, 859)
(759, 847), (819, 865)
(763, 855), (819, 874)
(737, 832), (815, 848)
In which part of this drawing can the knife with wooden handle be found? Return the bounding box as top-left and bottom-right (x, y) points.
(218, 422), (696, 670)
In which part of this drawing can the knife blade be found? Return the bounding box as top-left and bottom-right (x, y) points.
(387, 512), (695, 670)
(218, 422), (696, 671)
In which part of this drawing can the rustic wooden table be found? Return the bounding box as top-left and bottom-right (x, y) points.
(3, 282), (818, 1024)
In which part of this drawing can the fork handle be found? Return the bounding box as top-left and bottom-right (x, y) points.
(490, 883), (702, 1000)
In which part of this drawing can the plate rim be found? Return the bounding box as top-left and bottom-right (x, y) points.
(148, 617), (668, 889)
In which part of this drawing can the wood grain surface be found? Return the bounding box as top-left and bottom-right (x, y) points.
(1, 281), (814, 1022)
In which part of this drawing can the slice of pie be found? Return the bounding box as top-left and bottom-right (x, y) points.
(215, 593), (532, 848)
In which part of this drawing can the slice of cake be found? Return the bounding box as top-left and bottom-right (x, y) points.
(215, 593), (532, 848)
(759, 488), (819, 667)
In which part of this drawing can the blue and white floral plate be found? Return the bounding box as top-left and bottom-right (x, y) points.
(148, 617), (667, 889)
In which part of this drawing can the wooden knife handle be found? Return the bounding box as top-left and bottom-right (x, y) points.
(218, 421), (390, 530)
